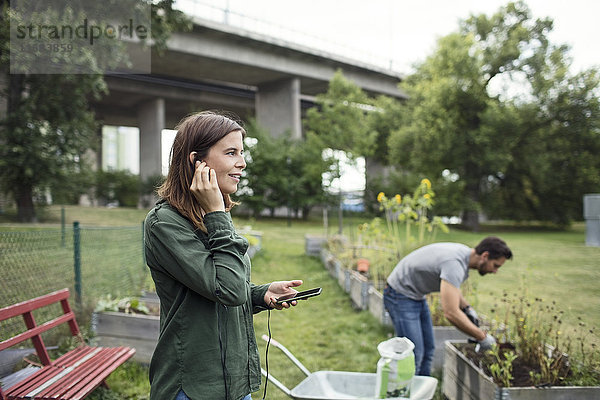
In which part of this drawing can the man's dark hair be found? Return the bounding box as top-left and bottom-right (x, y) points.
(475, 236), (513, 260)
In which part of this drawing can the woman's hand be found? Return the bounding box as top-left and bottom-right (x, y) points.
(190, 161), (225, 213)
(265, 280), (303, 310)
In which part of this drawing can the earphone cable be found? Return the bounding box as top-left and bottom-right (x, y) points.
(262, 308), (272, 400)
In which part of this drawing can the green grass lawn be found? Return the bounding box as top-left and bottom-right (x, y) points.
(3, 205), (599, 399)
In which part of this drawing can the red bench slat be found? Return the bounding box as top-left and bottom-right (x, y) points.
(42, 347), (113, 398)
(34, 348), (105, 399)
(37, 347), (135, 400)
(0, 289), (70, 321)
(55, 348), (135, 400)
(5, 367), (61, 397)
(0, 313), (76, 352)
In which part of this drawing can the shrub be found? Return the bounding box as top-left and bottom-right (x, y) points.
(95, 170), (140, 207)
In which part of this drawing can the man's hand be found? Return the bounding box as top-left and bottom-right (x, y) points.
(264, 280), (303, 310)
(478, 334), (496, 351)
(462, 305), (480, 327)
(440, 280), (484, 340)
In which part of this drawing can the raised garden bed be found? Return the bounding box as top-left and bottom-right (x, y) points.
(305, 234), (327, 257)
(92, 292), (160, 364)
(443, 340), (600, 399)
(92, 310), (159, 365)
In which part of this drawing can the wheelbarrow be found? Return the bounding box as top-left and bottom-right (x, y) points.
(260, 335), (438, 400)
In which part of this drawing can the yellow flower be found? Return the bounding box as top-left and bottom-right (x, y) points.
(421, 178), (431, 189)
(424, 194), (431, 199)
(395, 194), (402, 204)
(377, 192), (385, 203)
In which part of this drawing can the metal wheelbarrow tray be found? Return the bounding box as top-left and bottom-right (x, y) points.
(260, 335), (438, 400)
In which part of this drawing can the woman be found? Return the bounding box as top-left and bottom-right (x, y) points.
(144, 111), (302, 400)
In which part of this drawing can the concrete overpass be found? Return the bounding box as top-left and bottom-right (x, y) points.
(91, 17), (406, 180)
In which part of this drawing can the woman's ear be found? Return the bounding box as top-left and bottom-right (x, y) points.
(189, 151), (198, 166)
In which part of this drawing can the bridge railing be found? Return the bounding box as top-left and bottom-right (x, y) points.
(175, 0), (401, 72)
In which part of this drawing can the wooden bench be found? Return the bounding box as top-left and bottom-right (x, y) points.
(0, 289), (135, 400)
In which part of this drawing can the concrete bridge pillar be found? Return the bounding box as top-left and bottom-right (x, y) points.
(137, 98), (165, 181)
(256, 78), (301, 139)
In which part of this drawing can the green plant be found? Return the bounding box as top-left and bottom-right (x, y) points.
(484, 291), (600, 387)
(95, 294), (149, 315)
(349, 179), (449, 288)
(487, 345), (518, 387)
(372, 179), (448, 254)
(89, 362), (150, 400)
(242, 234), (260, 247)
(50, 169), (96, 205)
(95, 170), (141, 207)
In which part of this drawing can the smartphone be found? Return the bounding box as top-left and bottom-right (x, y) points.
(275, 287), (322, 304)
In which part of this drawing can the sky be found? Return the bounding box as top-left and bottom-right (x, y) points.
(179, 0), (600, 75)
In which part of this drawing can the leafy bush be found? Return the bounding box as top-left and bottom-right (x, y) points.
(95, 170), (140, 207)
(50, 169), (96, 205)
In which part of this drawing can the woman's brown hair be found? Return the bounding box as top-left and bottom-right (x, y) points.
(157, 110), (246, 231)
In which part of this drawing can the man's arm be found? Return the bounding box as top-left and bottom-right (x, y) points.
(440, 279), (486, 340)
(458, 291), (470, 310)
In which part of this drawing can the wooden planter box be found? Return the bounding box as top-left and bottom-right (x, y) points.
(321, 249), (338, 279)
(443, 341), (600, 400)
(238, 230), (262, 258)
(305, 235), (327, 257)
(366, 287), (392, 327)
(432, 327), (468, 372)
(92, 311), (159, 365)
(348, 270), (370, 310)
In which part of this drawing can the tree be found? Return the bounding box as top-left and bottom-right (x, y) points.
(389, 31), (500, 230)
(239, 120), (335, 219)
(303, 69), (379, 220)
(304, 69), (377, 158)
(363, 94), (406, 213)
(0, 0), (190, 221)
(237, 120), (287, 217)
(485, 69), (600, 225)
(388, 1), (600, 229)
(288, 131), (338, 218)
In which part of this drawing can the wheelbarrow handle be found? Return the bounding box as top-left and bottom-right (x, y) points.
(261, 368), (292, 397)
(261, 334), (311, 376)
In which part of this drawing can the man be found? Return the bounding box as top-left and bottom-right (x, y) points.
(383, 236), (512, 376)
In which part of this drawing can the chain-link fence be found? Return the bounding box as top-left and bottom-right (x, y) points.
(0, 223), (147, 341)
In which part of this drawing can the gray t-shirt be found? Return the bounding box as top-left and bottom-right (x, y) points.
(386, 242), (471, 300)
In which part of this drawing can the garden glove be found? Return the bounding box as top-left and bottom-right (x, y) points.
(462, 305), (480, 327)
(476, 334), (496, 352)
